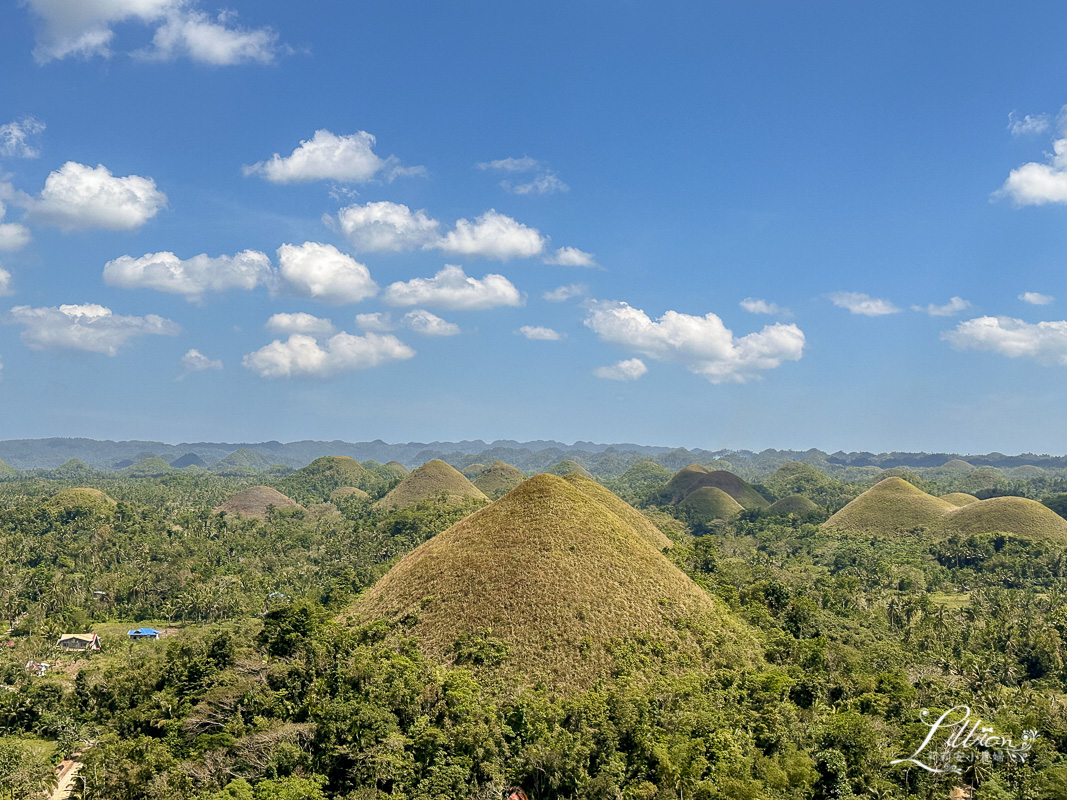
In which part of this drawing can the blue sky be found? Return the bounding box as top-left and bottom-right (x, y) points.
(3, 1), (1067, 453)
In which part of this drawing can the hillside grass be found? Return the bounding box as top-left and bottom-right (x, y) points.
(375, 459), (488, 511)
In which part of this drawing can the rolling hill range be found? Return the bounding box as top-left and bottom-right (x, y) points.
(824, 477), (1067, 541)
(354, 473), (758, 690)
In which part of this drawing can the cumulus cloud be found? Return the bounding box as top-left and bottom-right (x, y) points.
(943, 316), (1067, 365)
(584, 300), (804, 383)
(384, 265), (522, 310)
(1020, 291), (1054, 305)
(543, 283), (587, 302)
(242, 331), (414, 379)
(26, 162), (166, 231)
(0, 117), (45, 158)
(435, 210), (545, 260)
(5, 303), (179, 355)
(594, 358), (648, 381)
(245, 130), (419, 184)
(23, 0), (284, 64)
(178, 348), (222, 378)
(1008, 111), (1051, 137)
(402, 309), (459, 336)
(912, 296), (972, 317)
(328, 201), (440, 252)
(995, 110), (1067, 205)
(354, 312), (394, 331)
(103, 249), (273, 301)
(544, 246), (596, 268)
(517, 325), (562, 341)
(476, 156), (568, 195)
(0, 202), (30, 251)
(0, 266), (12, 296)
(134, 8), (281, 65)
(830, 291), (901, 316)
(266, 312), (336, 336)
(277, 242), (377, 305)
(740, 297), (787, 315)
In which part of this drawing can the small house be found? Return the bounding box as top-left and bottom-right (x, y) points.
(25, 660), (48, 677)
(127, 628), (161, 640)
(56, 633), (101, 651)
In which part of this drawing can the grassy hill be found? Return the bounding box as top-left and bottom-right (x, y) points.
(375, 460), (488, 511)
(661, 464), (711, 503)
(355, 474), (758, 690)
(277, 456), (371, 503)
(214, 486), (300, 519)
(48, 458), (101, 480)
(44, 487), (116, 511)
(544, 459), (594, 479)
(121, 456), (176, 478)
(941, 459), (976, 472)
(170, 452), (207, 468)
(212, 448), (275, 475)
(561, 472), (673, 550)
(940, 492), (979, 507)
(767, 494), (819, 516)
(940, 496), (1067, 543)
(823, 477), (954, 536)
(472, 461), (525, 499)
(461, 463), (487, 479)
(678, 486), (744, 523)
(685, 471), (770, 510)
(330, 486), (370, 503)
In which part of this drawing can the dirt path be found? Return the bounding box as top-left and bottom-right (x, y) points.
(49, 759), (83, 800)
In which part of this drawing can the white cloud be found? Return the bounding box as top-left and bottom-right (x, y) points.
(435, 210), (545, 260)
(476, 156), (541, 173)
(355, 312), (394, 331)
(103, 249), (273, 301)
(912, 296), (972, 317)
(544, 246), (596, 268)
(402, 309), (459, 336)
(383, 264), (523, 310)
(1008, 111), (1051, 137)
(517, 325), (562, 341)
(0, 117), (46, 158)
(504, 173), (569, 196)
(179, 348), (222, 378)
(1020, 291), (1054, 305)
(543, 283), (587, 302)
(135, 8), (280, 65)
(0, 202), (30, 251)
(0, 266), (12, 296)
(5, 302), (179, 355)
(27, 162), (166, 231)
(830, 291), (901, 316)
(23, 0), (283, 64)
(594, 358), (647, 381)
(328, 201), (440, 252)
(242, 331), (414, 379)
(740, 297), (787, 315)
(266, 312), (336, 336)
(583, 300), (804, 383)
(278, 242), (378, 305)
(995, 109), (1067, 205)
(244, 130), (419, 184)
(943, 316), (1067, 365)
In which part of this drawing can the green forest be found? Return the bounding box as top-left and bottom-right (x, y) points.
(0, 452), (1065, 800)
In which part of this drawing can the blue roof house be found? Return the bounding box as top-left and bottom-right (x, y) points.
(127, 628), (161, 640)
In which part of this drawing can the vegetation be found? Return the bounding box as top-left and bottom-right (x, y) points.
(374, 460), (488, 511)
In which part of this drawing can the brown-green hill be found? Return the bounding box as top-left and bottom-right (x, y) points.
(544, 459), (593, 479)
(212, 449), (275, 475)
(278, 456), (371, 503)
(472, 461), (525, 499)
(461, 463), (487, 479)
(661, 464), (711, 503)
(823, 477), (954, 536)
(561, 473), (673, 550)
(375, 460), (488, 511)
(214, 486), (300, 519)
(941, 459), (976, 472)
(767, 494), (819, 516)
(48, 458), (101, 480)
(940, 493), (980, 507)
(939, 497), (1067, 543)
(0, 458), (16, 478)
(121, 456), (176, 477)
(682, 471), (770, 510)
(678, 487), (744, 523)
(44, 487), (116, 511)
(330, 486), (370, 503)
(355, 474), (758, 690)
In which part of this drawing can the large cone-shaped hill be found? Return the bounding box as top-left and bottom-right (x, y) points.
(665, 467), (770, 510)
(678, 487), (744, 522)
(562, 473), (673, 550)
(472, 461), (526, 499)
(940, 493), (979, 507)
(215, 486), (300, 519)
(45, 487), (116, 512)
(767, 494), (819, 516)
(823, 477), (953, 535)
(662, 465), (711, 503)
(279, 456), (372, 502)
(545, 459), (593, 479)
(940, 496), (1067, 543)
(212, 449), (274, 475)
(356, 474), (756, 690)
(374, 459), (488, 511)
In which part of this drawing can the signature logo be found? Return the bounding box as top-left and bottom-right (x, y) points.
(890, 706), (1037, 774)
